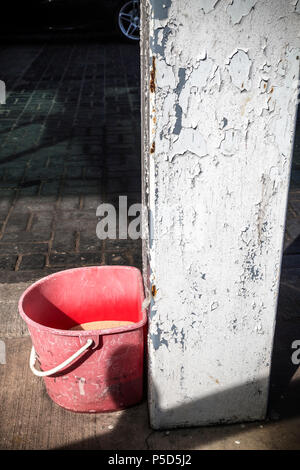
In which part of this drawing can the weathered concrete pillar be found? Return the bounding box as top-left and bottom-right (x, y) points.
(141, 0), (300, 429)
(0, 80), (5, 105)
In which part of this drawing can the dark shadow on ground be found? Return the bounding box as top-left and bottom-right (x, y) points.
(284, 235), (300, 256)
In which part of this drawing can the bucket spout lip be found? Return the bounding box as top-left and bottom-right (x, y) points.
(18, 265), (148, 337)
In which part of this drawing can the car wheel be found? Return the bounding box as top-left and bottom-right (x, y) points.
(117, 0), (140, 42)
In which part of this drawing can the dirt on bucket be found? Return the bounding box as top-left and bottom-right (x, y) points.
(69, 320), (135, 331)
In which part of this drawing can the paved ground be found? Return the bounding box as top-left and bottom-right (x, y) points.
(0, 39), (299, 450)
(0, 40), (141, 283)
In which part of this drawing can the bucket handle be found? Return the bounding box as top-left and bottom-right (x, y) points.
(29, 339), (93, 377)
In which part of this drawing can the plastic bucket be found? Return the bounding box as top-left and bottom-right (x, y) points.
(18, 266), (147, 413)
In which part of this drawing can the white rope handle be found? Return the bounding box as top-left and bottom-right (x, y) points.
(29, 339), (93, 377)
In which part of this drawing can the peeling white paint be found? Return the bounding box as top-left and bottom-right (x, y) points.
(198, 0), (220, 14)
(142, 0), (300, 429)
(293, 0), (300, 14)
(219, 128), (242, 156)
(227, 49), (252, 91)
(170, 128), (208, 160)
(227, 0), (257, 24)
(156, 59), (176, 89)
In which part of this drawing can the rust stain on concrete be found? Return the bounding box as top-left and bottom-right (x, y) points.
(150, 56), (156, 93)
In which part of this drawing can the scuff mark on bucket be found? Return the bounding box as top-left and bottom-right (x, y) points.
(77, 377), (86, 396)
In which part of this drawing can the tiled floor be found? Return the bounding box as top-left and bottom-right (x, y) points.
(0, 41), (141, 282)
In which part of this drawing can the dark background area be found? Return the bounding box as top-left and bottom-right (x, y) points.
(0, 0), (121, 35)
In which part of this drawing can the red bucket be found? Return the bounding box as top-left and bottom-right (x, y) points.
(18, 266), (147, 413)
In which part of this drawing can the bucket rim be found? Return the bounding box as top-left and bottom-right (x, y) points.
(18, 265), (147, 337)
